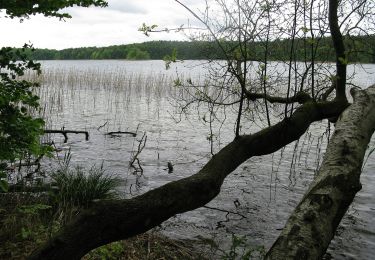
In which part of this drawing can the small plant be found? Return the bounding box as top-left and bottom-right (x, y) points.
(84, 232), (206, 260)
(220, 234), (265, 260)
(0, 195), (54, 259)
(85, 241), (125, 260)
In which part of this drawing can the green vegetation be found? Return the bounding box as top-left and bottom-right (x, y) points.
(0, 164), (207, 259)
(0, 0), (107, 19)
(0, 45), (52, 192)
(0, 164), (118, 259)
(0, 0), (108, 191)
(25, 35), (375, 63)
(84, 233), (207, 260)
(50, 165), (118, 223)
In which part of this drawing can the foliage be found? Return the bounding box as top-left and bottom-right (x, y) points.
(163, 48), (178, 69)
(20, 35), (375, 63)
(84, 233), (207, 260)
(0, 162), (118, 258)
(0, 0), (107, 19)
(84, 241), (125, 260)
(0, 193), (55, 259)
(0, 45), (49, 164)
(0, 191), (203, 259)
(138, 23), (158, 37)
(126, 47), (150, 60)
(220, 234), (265, 260)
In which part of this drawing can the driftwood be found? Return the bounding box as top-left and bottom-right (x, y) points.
(44, 130), (89, 143)
(105, 131), (137, 137)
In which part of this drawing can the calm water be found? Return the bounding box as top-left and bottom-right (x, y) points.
(37, 60), (375, 259)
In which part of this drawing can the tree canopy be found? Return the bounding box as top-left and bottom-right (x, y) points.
(0, 0), (107, 19)
(17, 36), (375, 63)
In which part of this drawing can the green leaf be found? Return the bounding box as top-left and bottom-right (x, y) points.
(0, 179), (9, 192)
(338, 57), (349, 65)
(301, 27), (309, 33)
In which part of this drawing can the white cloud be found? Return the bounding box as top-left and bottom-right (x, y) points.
(0, 0), (207, 49)
(106, 0), (147, 14)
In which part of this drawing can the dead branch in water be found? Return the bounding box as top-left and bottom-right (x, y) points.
(44, 130), (89, 143)
(105, 131), (137, 137)
(129, 132), (147, 173)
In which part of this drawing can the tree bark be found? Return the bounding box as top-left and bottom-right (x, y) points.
(29, 99), (348, 260)
(266, 85), (375, 259)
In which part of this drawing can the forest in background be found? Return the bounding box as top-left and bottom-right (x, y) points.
(24, 35), (375, 63)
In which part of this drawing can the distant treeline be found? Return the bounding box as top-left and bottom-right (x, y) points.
(26, 35), (375, 63)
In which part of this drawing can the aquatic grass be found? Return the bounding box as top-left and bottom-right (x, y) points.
(50, 166), (119, 208)
(23, 67), (177, 125)
(49, 165), (119, 223)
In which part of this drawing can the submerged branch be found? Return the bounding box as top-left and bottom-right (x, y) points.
(105, 131), (137, 137)
(44, 130), (89, 143)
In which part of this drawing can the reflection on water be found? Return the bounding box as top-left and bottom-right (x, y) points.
(37, 60), (375, 259)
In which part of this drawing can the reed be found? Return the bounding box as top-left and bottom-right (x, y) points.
(23, 66), (179, 127)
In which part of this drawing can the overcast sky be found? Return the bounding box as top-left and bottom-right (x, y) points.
(0, 0), (205, 50)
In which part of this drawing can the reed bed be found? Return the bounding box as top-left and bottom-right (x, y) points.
(23, 67), (178, 123)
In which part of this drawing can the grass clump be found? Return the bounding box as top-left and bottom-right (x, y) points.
(49, 165), (119, 223)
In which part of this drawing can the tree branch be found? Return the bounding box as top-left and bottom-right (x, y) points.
(244, 90), (312, 104)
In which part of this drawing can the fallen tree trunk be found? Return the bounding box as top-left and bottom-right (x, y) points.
(266, 86), (375, 259)
(29, 98), (348, 260)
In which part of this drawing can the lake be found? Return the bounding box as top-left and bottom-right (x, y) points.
(35, 60), (375, 259)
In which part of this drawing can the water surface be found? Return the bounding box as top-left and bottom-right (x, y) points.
(37, 60), (375, 259)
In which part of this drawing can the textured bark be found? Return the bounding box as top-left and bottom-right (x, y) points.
(29, 100), (347, 260)
(266, 85), (375, 260)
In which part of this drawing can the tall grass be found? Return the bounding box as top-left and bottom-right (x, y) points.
(50, 165), (119, 222)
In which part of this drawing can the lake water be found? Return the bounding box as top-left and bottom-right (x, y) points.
(35, 60), (375, 259)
